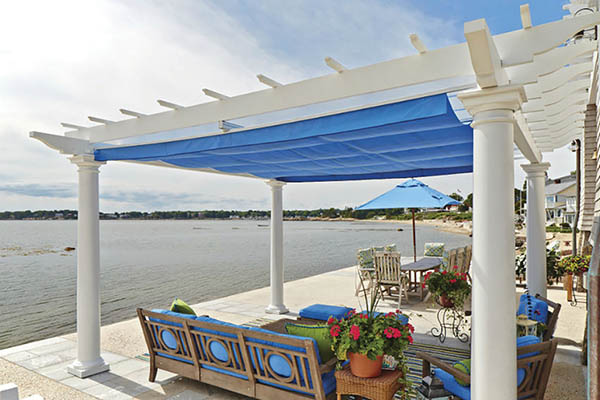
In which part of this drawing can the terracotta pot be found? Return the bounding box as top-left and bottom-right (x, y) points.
(348, 352), (383, 378)
(440, 294), (454, 308)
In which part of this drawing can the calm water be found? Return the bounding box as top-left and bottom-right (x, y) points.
(0, 220), (470, 349)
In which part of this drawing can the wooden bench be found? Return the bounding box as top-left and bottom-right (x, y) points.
(137, 309), (337, 399)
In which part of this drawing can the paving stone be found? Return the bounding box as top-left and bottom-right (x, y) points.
(36, 360), (73, 381)
(101, 351), (129, 364)
(108, 358), (148, 376)
(0, 337), (68, 357)
(2, 351), (37, 363)
(29, 340), (75, 356)
(84, 375), (151, 399)
(166, 389), (210, 399)
(16, 354), (64, 370)
(61, 370), (115, 390)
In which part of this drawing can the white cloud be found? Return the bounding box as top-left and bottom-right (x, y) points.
(0, 0), (574, 212)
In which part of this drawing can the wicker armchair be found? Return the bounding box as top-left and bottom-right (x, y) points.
(417, 338), (558, 400)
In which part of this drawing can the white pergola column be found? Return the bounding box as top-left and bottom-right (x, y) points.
(459, 86), (525, 400)
(67, 155), (109, 378)
(522, 162), (551, 298)
(265, 180), (288, 314)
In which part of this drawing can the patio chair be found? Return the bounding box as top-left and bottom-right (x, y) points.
(417, 337), (558, 400)
(373, 251), (409, 306)
(355, 248), (374, 296)
(424, 242), (445, 257)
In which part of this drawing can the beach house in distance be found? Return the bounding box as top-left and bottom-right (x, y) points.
(545, 174), (576, 226)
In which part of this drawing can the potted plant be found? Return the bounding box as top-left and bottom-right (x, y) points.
(558, 255), (590, 301)
(327, 283), (413, 396)
(423, 267), (471, 310)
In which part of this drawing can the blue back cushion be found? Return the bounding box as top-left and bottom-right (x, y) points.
(517, 294), (548, 324)
(299, 304), (354, 321)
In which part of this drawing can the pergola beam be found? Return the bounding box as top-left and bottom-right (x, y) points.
(203, 88), (230, 100)
(520, 4), (532, 29)
(61, 122), (86, 130)
(257, 74), (282, 88)
(464, 18), (509, 88)
(88, 116), (113, 124)
(30, 131), (92, 155)
(409, 34), (427, 54)
(120, 109), (146, 118)
(514, 111), (542, 162)
(324, 56), (346, 73)
(157, 99), (183, 110)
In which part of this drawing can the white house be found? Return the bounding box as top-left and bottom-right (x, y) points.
(545, 174), (577, 226)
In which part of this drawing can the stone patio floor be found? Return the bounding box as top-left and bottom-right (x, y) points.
(0, 265), (588, 399)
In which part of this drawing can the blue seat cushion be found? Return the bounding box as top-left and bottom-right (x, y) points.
(434, 368), (471, 400)
(299, 304), (354, 321)
(517, 294), (548, 324)
(433, 336), (541, 400)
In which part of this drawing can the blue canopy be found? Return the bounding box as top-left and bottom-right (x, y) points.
(95, 94), (473, 183)
(356, 179), (461, 210)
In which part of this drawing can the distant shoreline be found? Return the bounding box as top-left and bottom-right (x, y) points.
(1, 217), (472, 236)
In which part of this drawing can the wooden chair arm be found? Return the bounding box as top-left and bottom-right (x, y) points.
(415, 351), (471, 385)
(319, 357), (338, 374)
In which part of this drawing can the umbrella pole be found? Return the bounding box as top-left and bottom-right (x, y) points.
(412, 209), (417, 262)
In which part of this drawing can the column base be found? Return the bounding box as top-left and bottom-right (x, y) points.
(67, 357), (109, 378)
(265, 304), (289, 314)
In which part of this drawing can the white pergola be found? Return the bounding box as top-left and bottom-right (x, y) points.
(31, 3), (599, 399)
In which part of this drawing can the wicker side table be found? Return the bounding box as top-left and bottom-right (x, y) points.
(335, 366), (402, 400)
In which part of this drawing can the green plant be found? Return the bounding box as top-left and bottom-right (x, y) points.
(327, 284), (413, 397)
(423, 267), (471, 309)
(558, 255), (590, 275)
(515, 248), (561, 284)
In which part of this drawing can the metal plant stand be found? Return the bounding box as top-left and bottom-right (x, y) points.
(431, 307), (470, 343)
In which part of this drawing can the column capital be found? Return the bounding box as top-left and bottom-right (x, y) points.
(521, 162), (551, 177)
(266, 179), (286, 189)
(70, 154), (106, 170)
(458, 85), (527, 116)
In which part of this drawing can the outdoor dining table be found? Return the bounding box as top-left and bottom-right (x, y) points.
(402, 256), (443, 300)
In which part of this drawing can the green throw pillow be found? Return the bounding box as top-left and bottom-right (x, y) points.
(285, 323), (335, 362)
(170, 298), (196, 316)
(453, 359), (471, 386)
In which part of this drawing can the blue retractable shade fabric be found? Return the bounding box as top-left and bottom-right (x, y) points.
(94, 94), (473, 183)
(356, 179), (461, 210)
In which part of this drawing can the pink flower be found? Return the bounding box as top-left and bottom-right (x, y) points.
(442, 270), (448, 275)
(395, 309), (401, 314)
(393, 328), (402, 338)
(330, 325), (341, 337)
(422, 283), (426, 288)
(450, 279), (457, 283)
(408, 335), (414, 344)
(384, 327), (394, 338)
(453, 265), (458, 269)
(386, 312), (395, 318)
(349, 325), (361, 340)
(327, 317), (336, 325)
(407, 323), (415, 333)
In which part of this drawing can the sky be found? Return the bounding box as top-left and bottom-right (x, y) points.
(0, 0), (576, 212)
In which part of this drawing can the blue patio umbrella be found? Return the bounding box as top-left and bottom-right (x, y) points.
(356, 179), (461, 261)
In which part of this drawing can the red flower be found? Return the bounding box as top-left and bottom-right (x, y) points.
(422, 283), (426, 288)
(450, 279), (457, 283)
(407, 323), (415, 333)
(453, 265), (458, 269)
(395, 309), (401, 314)
(386, 312), (395, 318)
(327, 317), (336, 325)
(349, 325), (361, 340)
(392, 328), (402, 338)
(455, 272), (460, 276)
(330, 325), (341, 337)
(383, 327), (394, 338)
(534, 310), (540, 315)
(442, 270), (448, 275)
(408, 335), (414, 344)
